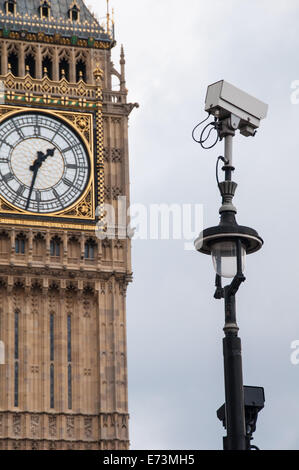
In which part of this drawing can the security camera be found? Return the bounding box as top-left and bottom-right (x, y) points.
(217, 385), (265, 450)
(205, 80), (268, 137)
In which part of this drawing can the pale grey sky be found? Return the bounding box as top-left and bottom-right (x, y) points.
(90, 0), (299, 450)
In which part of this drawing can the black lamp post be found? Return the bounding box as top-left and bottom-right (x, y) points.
(194, 121), (263, 450)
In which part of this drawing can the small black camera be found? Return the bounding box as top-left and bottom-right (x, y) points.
(217, 386), (265, 450)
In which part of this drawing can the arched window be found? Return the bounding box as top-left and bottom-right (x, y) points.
(0, 231), (9, 257)
(25, 53), (36, 78)
(50, 363), (54, 409)
(8, 51), (18, 76)
(33, 233), (45, 260)
(5, 0), (16, 15)
(15, 233), (26, 254)
(40, 0), (51, 19)
(50, 313), (54, 361)
(84, 239), (96, 260)
(67, 314), (72, 409)
(14, 309), (20, 407)
(50, 236), (61, 257)
(68, 236), (80, 263)
(42, 55), (53, 80)
(69, 4), (80, 23)
(50, 313), (55, 409)
(76, 59), (86, 82)
(59, 58), (70, 81)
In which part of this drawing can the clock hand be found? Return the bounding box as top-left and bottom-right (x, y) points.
(29, 148), (55, 171)
(26, 148), (56, 210)
(25, 164), (39, 211)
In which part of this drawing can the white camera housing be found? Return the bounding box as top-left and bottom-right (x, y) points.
(205, 80), (268, 136)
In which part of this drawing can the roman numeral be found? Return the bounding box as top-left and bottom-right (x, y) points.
(62, 178), (74, 187)
(34, 126), (41, 136)
(0, 141), (12, 149)
(66, 164), (78, 169)
(2, 172), (13, 182)
(35, 190), (41, 202)
(50, 123), (63, 142)
(13, 184), (26, 204)
(52, 189), (63, 207)
(12, 119), (24, 139)
(16, 185), (25, 196)
(62, 147), (73, 154)
(62, 143), (81, 154)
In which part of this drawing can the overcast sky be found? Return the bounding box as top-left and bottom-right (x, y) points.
(90, 0), (299, 450)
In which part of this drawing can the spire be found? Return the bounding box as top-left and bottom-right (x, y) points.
(120, 44), (125, 65)
(106, 0), (110, 35)
(120, 44), (126, 92)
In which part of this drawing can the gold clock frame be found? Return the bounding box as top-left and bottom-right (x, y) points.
(0, 105), (97, 227)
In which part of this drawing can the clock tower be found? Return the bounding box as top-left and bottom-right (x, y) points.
(0, 0), (135, 450)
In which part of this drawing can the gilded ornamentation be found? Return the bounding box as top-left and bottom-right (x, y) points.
(1, 72), (97, 102)
(0, 107), (14, 118)
(63, 185), (94, 219)
(94, 65), (105, 220)
(59, 113), (92, 144)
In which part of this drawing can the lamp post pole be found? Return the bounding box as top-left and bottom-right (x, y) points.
(222, 285), (246, 450)
(221, 131), (246, 450)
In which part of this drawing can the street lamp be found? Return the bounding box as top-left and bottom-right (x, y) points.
(193, 80), (268, 450)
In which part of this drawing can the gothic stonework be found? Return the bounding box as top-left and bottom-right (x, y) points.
(0, 0), (134, 451)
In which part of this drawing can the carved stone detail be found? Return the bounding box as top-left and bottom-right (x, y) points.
(49, 416), (57, 438)
(111, 148), (122, 162)
(84, 417), (92, 438)
(66, 417), (75, 439)
(13, 441), (21, 450)
(31, 440), (39, 450)
(13, 415), (21, 436)
(30, 415), (40, 437)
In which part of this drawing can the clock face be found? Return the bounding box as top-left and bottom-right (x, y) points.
(0, 112), (90, 214)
